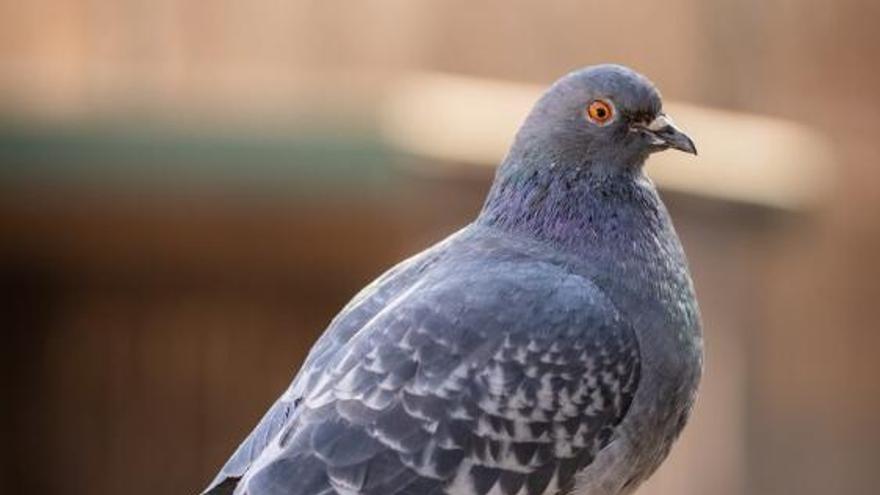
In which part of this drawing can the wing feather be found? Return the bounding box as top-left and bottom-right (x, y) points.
(207, 245), (640, 495)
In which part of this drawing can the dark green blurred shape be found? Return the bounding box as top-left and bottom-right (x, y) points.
(0, 120), (396, 195)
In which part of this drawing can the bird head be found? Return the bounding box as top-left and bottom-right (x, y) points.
(510, 64), (696, 172)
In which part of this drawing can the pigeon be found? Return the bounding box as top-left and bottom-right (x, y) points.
(203, 64), (703, 495)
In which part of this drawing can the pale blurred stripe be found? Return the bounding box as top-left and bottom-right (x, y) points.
(379, 72), (835, 211)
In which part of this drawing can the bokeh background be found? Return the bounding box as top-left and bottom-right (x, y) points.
(2, 1), (879, 494)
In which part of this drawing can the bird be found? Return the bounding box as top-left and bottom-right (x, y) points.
(202, 64), (703, 495)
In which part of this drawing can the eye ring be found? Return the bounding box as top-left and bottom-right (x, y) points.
(586, 99), (615, 125)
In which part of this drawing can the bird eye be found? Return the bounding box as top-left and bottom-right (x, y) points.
(586, 99), (614, 125)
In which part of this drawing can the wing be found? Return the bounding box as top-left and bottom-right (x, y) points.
(230, 257), (640, 495)
(203, 234), (458, 495)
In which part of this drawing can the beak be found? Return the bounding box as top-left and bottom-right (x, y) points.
(641, 113), (697, 155)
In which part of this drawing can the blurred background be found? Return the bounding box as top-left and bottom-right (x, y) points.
(2, 1), (879, 494)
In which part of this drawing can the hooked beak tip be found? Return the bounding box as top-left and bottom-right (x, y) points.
(677, 134), (698, 156)
(643, 113), (697, 156)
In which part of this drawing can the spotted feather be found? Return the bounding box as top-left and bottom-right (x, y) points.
(204, 237), (640, 495)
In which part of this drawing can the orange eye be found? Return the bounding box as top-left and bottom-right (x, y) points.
(586, 99), (614, 125)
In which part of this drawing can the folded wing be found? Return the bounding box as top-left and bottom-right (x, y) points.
(211, 257), (640, 495)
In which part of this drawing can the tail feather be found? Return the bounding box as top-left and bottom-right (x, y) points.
(202, 477), (239, 495)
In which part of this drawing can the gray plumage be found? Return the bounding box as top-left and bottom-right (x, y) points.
(203, 64), (703, 495)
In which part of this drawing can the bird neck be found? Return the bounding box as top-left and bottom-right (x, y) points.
(476, 159), (670, 256)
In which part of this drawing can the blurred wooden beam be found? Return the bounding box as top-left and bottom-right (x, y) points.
(379, 72), (835, 211)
